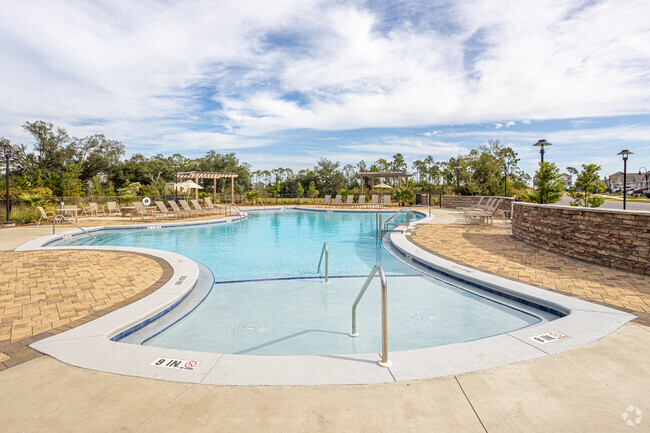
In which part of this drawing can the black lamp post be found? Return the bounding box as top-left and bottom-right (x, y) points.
(455, 165), (460, 195)
(274, 169), (279, 205)
(172, 165), (180, 202)
(617, 150), (633, 210)
(533, 139), (552, 163)
(2, 143), (16, 225)
(639, 167), (648, 190)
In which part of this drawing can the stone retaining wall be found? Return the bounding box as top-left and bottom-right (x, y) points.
(443, 195), (514, 214)
(512, 203), (650, 275)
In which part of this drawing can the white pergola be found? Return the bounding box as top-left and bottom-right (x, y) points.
(356, 171), (413, 194)
(177, 171), (239, 203)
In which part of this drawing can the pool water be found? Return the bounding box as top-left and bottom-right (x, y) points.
(55, 209), (542, 355)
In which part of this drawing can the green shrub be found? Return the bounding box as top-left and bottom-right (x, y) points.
(0, 204), (39, 224)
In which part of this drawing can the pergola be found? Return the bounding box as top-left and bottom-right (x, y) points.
(177, 171), (239, 203)
(356, 171), (413, 194)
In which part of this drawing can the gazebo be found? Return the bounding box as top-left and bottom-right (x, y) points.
(177, 171), (239, 203)
(356, 171), (413, 194)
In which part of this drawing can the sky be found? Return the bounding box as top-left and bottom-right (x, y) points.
(1, 0), (650, 178)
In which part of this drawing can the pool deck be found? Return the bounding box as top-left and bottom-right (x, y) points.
(0, 208), (648, 431)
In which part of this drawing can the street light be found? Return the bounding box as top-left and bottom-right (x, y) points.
(274, 169), (279, 205)
(172, 165), (180, 202)
(1, 143), (16, 226)
(533, 139), (552, 163)
(455, 165), (460, 195)
(639, 167), (648, 190)
(617, 150), (633, 210)
(503, 164), (508, 197)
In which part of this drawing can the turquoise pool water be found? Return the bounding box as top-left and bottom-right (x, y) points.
(54, 209), (542, 355)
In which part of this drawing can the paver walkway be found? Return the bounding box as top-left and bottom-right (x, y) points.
(0, 250), (171, 370)
(409, 223), (650, 325)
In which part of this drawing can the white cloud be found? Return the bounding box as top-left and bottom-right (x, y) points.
(0, 0), (649, 175)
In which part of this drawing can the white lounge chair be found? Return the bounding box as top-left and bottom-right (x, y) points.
(369, 195), (379, 208)
(107, 201), (120, 215)
(168, 200), (189, 218)
(132, 202), (157, 221)
(155, 201), (178, 219)
(356, 195), (366, 208)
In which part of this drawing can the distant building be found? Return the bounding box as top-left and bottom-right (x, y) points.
(559, 173), (572, 188)
(604, 173), (648, 192)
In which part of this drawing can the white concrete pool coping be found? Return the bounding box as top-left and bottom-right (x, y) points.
(19, 209), (635, 386)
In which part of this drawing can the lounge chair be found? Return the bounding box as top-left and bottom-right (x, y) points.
(343, 195), (354, 206)
(329, 195), (342, 206)
(168, 200), (189, 218)
(458, 196), (490, 213)
(36, 207), (55, 225)
(179, 199), (203, 216)
(107, 201), (120, 215)
(356, 195), (366, 208)
(204, 197), (222, 213)
(369, 195), (379, 208)
(319, 195), (331, 207)
(89, 202), (106, 216)
(382, 195), (391, 207)
(190, 199), (211, 215)
(464, 199), (502, 224)
(155, 201), (178, 219)
(132, 202), (157, 221)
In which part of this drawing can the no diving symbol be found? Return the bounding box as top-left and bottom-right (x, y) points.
(185, 361), (197, 369)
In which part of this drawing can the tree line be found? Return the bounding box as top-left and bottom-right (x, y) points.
(2, 120), (607, 209)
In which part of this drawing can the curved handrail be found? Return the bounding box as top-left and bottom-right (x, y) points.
(52, 214), (97, 239)
(227, 203), (246, 216)
(408, 204), (431, 217)
(257, 197), (265, 208)
(350, 265), (391, 367)
(317, 242), (328, 282)
(383, 207), (411, 229)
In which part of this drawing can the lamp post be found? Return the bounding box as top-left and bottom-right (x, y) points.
(172, 165), (179, 202)
(274, 169), (279, 205)
(617, 150), (633, 210)
(503, 164), (508, 197)
(2, 143), (16, 226)
(639, 167), (648, 190)
(455, 165), (460, 195)
(533, 139), (552, 163)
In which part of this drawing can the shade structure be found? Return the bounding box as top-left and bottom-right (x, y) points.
(356, 171), (412, 194)
(174, 180), (204, 191)
(177, 171), (239, 202)
(374, 182), (392, 189)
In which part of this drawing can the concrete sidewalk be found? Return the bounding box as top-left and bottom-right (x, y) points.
(0, 322), (647, 432)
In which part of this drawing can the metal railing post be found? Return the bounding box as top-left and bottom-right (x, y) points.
(317, 242), (328, 282)
(350, 265), (391, 367)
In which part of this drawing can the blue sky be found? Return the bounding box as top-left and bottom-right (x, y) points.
(1, 0), (649, 178)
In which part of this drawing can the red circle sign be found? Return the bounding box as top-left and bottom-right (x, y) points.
(185, 361), (197, 369)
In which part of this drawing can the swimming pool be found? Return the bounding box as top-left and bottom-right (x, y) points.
(53, 209), (546, 356)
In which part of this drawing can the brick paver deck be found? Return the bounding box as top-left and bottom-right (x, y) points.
(0, 250), (171, 370)
(409, 224), (650, 325)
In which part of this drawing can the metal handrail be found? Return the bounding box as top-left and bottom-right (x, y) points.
(317, 242), (328, 282)
(350, 265), (391, 367)
(227, 203), (245, 216)
(52, 214), (97, 239)
(408, 204), (431, 217)
(383, 207), (411, 230)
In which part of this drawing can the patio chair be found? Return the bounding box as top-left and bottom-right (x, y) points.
(356, 195), (366, 208)
(168, 200), (189, 218)
(36, 207), (55, 225)
(89, 202), (106, 216)
(190, 199), (211, 215)
(132, 202), (157, 221)
(382, 195), (391, 207)
(79, 203), (92, 217)
(155, 201), (178, 219)
(329, 195), (342, 206)
(369, 194), (379, 208)
(106, 201), (120, 215)
(343, 195), (354, 206)
(179, 199), (203, 216)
